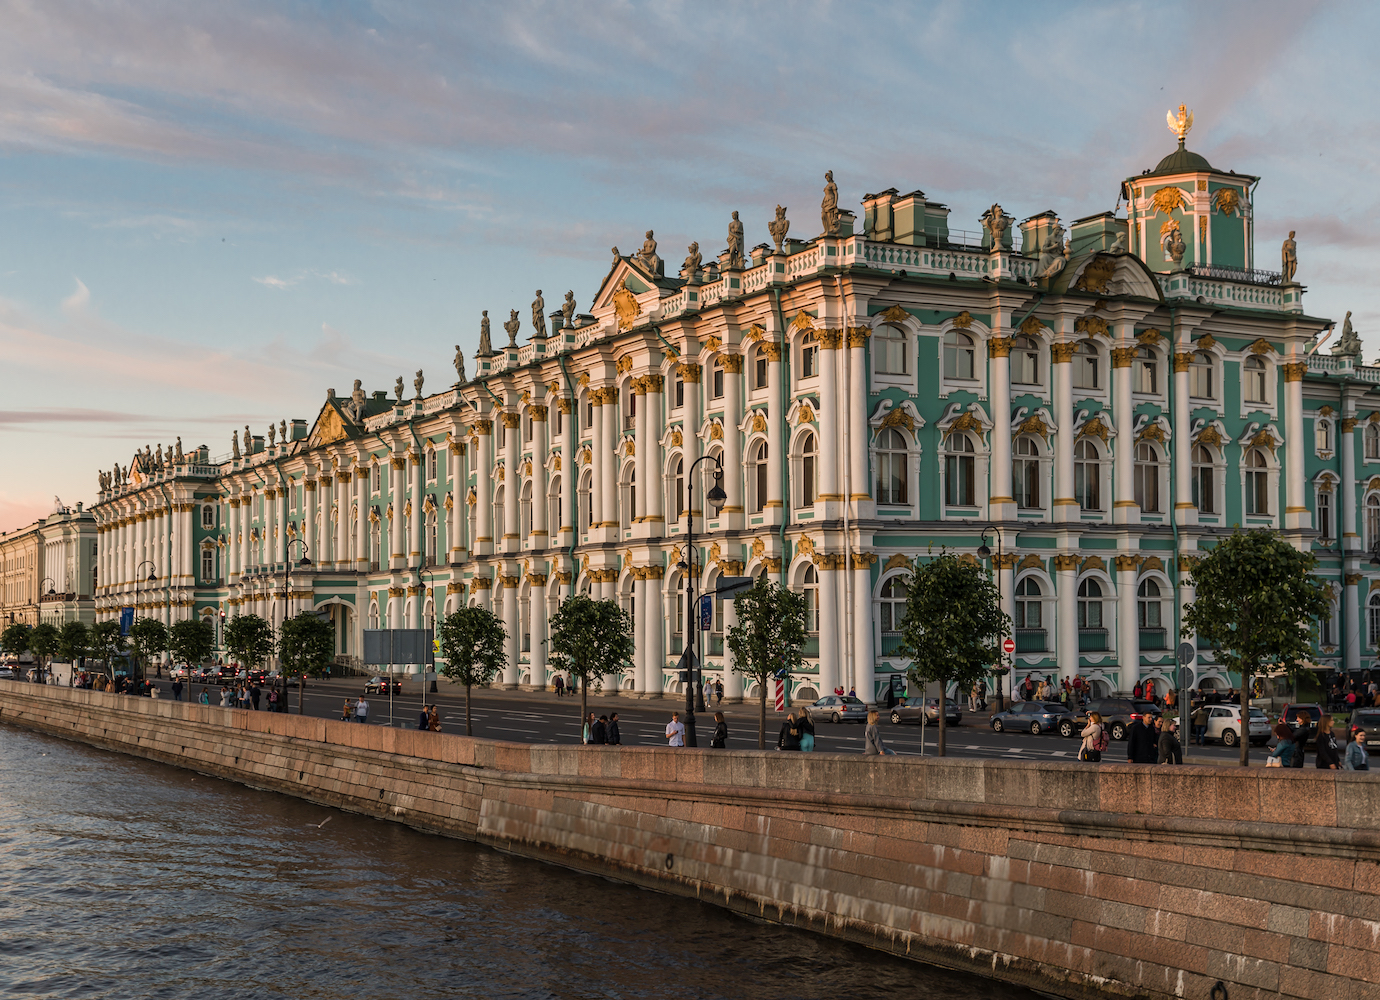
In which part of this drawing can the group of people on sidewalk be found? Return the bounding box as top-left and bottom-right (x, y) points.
(1089, 711), (1183, 765)
(1266, 712), (1369, 771)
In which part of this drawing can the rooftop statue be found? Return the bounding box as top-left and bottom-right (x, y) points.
(1334, 311), (1361, 357)
(682, 242), (701, 279)
(279, 419), (287, 443)
(727, 210), (745, 268)
(983, 204), (1009, 250)
(821, 170), (839, 236)
(1037, 219), (1067, 280)
(394, 376), (404, 402)
(531, 290), (546, 338)
(414, 369), (425, 398)
(561, 291), (576, 328)
(636, 230), (661, 274)
(244, 425), (251, 452)
(453, 345), (467, 384)
(155, 443), (164, 468)
(232, 429), (241, 459)
(1109, 230), (1128, 254)
(1282, 230), (1298, 283)
(174, 437), (183, 464)
(267, 424), (276, 447)
(346, 379), (368, 422)
(504, 309), (521, 348)
(611, 245), (620, 264)
(478, 310), (492, 355)
(768, 205), (789, 253)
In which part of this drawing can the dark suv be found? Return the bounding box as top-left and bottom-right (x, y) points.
(1069, 698), (1162, 742)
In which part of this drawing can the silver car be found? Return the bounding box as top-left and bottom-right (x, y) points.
(804, 695), (869, 724)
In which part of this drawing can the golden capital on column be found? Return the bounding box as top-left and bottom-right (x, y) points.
(1174, 351), (1194, 373)
(1113, 554), (1140, 572)
(719, 353), (744, 373)
(1053, 554), (1079, 571)
(501, 412), (521, 429)
(1110, 347), (1136, 369)
(556, 397), (572, 414)
(646, 373), (664, 393)
(631, 376), (648, 395)
(1051, 342), (1076, 364)
(474, 419), (493, 434)
(846, 326), (872, 348)
(1282, 362), (1308, 382)
(304, 480), (317, 491)
(529, 404), (548, 421)
(988, 337), (1013, 359)
(818, 328), (844, 350)
(992, 553), (1017, 569)
(390, 456), (406, 470)
(1345, 573), (1363, 587)
(761, 343), (782, 362)
(499, 574), (521, 588)
(387, 586), (406, 597)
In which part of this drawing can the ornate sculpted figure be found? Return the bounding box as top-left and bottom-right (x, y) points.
(1109, 230), (1128, 254)
(347, 379), (368, 422)
(232, 429), (241, 459)
(531, 290), (546, 338)
(768, 205), (789, 253)
(821, 170), (839, 235)
(244, 425), (251, 452)
(561, 291), (576, 328)
(1161, 225), (1186, 264)
(611, 246), (620, 264)
(414, 369), (425, 398)
(1334, 311), (1361, 357)
(983, 204), (1009, 250)
(174, 437), (183, 464)
(1282, 230), (1298, 283)
(279, 419), (287, 443)
(727, 210), (744, 268)
(682, 242), (701, 279)
(155, 443), (163, 468)
(636, 230), (661, 274)
(478, 310), (492, 355)
(1037, 219), (1067, 279)
(267, 424), (276, 447)
(503, 309), (521, 347)
(393, 376), (404, 402)
(453, 345), (467, 384)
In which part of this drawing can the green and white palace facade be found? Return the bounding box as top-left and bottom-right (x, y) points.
(91, 124), (1371, 703)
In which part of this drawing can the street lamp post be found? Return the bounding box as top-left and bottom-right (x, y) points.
(283, 539), (312, 712)
(976, 524), (1007, 713)
(679, 453), (728, 748)
(133, 560), (157, 682)
(38, 577), (56, 683)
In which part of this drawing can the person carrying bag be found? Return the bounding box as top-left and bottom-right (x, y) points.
(1080, 711), (1106, 762)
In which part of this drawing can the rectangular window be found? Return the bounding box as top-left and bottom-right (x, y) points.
(1318, 491), (1333, 543)
(755, 354), (768, 389)
(1191, 360), (1214, 399)
(876, 330), (908, 375)
(1135, 463), (1160, 512)
(1014, 349), (1040, 385)
(1194, 464), (1215, 514)
(712, 367), (724, 399)
(674, 377), (684, 408)
(553, 406), (562, 435)
(201, 506), (215, 528)
(201, 550), (214, 582)
(1246, 471), (1270, 515)
(801, 341), (817, 378)
(1136, 359), (1157, 394)
(945, 455), (975, 506)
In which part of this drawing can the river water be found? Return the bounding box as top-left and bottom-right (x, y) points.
(0, 725), (1041, 1000)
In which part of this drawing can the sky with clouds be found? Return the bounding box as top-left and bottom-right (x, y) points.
(2, 0), (1376, 531)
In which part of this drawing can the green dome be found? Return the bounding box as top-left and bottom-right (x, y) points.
(1149, 142), (1215, 177)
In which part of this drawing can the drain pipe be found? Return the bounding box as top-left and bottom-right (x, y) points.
(1167, 303), (1186, 742)
(769, 287), (791, 584)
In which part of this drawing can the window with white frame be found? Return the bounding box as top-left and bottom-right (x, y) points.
(1015, 577), (1042, 630)
(1077, 578), (1104, 630)
(624, 390), (636, 432)
(1134, 347), (1158, 394)
(492, 485), (504, 539)
(750, 441), (768, 513)
(944, 433), (976, 507)
(944, 330), (976, 379)
(1074, 439), (1100, 511)
(798, 432), (817, 507)
(1315, 419), (1332, 454)
(875, 428), (908, 505)
(200, 505), (215, 528)
(553, 404), (563, 435)
(1245, 448), (1270, 515)
(673, 375), (684, 408)
(1193, 445), (1216, 514)
(1369, 593), (1380, 649)
(712, 362), (725, 399)
(1135, 442), (1162, 513)
(584, 395), (594, 428)
(1367, 423), (1380, 460)
(1368, 495), (1380, 549)
(1316, 488), (1333, 544)
(1014, 437), (1041, 510)
(669, 457), (684, 519)
(201, 549), (214, 582)
(520, 481), (532, 538)
(879, 577), (905, 634)
(524, 414), (532, 443)
(1073, 340), (1100, 390)
(1243, 356), (1268, 405)
(1320, 598), (1336, 647)
(428, 450), (438, 480)
(754, 345), (769, 389)
(579, 470), (593, 530)
(548, 477), (561, 533)
(426, 509), (438, 564)
(1137, 578), (1163, 629)
(619, 466), (634, 529)
(1190, 351), (1215, 399)
(800, 333), (817, 379)
(875, 324), (907, 375)
(801, 565), (819, 634)
(1012, 336), (1041, 386)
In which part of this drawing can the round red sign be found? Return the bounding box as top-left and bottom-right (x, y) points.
(1001, 637), (1016, 655)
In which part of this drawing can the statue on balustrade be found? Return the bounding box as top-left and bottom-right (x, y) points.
(1037, 218), (1067, 279)
(453, 345), (467, 384)
(768, 205), (789, 253)
(561, 291), (576, 328)
(821, 170), (840, 236)
(636, 230), (661, 274)
(727, 210), (745, 268)
(531, 290), (546, 338)
(504, 309), (521, 348)
(1281, 230), (1298, 283)
(1333, 311), (1361, 357)
(232, 429), (241, 459)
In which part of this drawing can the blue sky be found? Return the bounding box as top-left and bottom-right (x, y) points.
(2, 0), (1376, 529)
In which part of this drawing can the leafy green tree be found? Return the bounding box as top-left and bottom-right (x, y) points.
(224, 614), (275, 672)
(279, 612), (335, 714)
(437, 605), (508, 734)
(90, 621), (127, 677)
(169, 618), (215, 699)
(57, 621), (90, 668)
(128, 617), (168, 680)
(548, 595), (634, 734)
(1, 622), (32, 660)
(1183, 529), (1330, 766)
(896, 551), (1010, 757)
(726, 574), (810, 749)
(29, 623), (60, 679)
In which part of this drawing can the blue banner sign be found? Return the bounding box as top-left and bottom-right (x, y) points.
(699, 595), (712, 631)
(119, 607), (134, 636)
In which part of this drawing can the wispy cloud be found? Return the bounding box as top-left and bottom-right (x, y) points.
(253, 269), (357, 289)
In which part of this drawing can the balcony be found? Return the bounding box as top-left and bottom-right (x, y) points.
(1078, 629), (1108, 652)
(880, 633), (907, 656)
(1015, 629), (1047, 653)
(1187, 263), (1282, 286)
(1139, 628), (1167, 651)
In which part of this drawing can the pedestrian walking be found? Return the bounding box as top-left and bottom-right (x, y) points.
(1157, 718), (1183, 764)
(1266, 724), (1295, 767)
(710, 711), (728, 748)
(554, 676), (565, 698)
(355, 696), (369, 723)
(428, 706), (441, 732)
(704, 677), (714, 709)
(715, 679), (724, 706)
(1191, 703), (1209, 746)
(607, 712), (622, 746)
(219, 687), (231, 708)
(1344, 729), (1370, 771)
(1126, 715), (1157, 764)
(418, 706), (430, 730)
(777, 712), (802, 751)
(1315, 714), (1341, 770)
(591, 715), (609, 745)
(171, 679), (183, 702)
(863, 710), (893, 755)
(267, 688), (279, 713)
(1079, 711), (1105, 762)
(664, 711), (686, 747)
(798, 708), (816, 752)
(199, 689), (210, 706)
(250, 684), (261, 711)
(342, 700), (354, 722)
(1290, 712), (1313, 768)
(582, 712), (594, 744)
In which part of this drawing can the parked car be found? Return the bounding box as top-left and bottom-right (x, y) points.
(1067, 699), (1162, 741)
(888, 698), (961, 726)
(990, 701), (1076, 737)
(1280, 703), (1325, 744)
(364, 676), (402, 695)
(1348, 709), (1380, 750)
(0, 666), (17, 680)
(1202, 704), (1272, 747)
(803, 695), (869, 724)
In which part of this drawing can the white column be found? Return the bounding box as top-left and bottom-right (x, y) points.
(389, 457), (406, 570)
(818, 334), (841, 505)
(633, 380), (649, 527)
(646, 377), (664, 532)
(531, 408), (548, 546)
(852, 557), (874, 703)
(447, 447), (464, 561)
(1052, 342), (1076, 521)
(632, 573), (648, 694)
(502, 576), (519, 687)
(356, 469), (371, 571)
(1116, 556), (1139, 693)
(649, 570), (665, 697)
(589, 394), (605, 530)
(722, 597), (742, 701)
(601, 390), (618, 528)
(1342, 414), (1359, 550)
(1173, 346), (1194, 525)
(306, 479), (319, 564)
(503, 414), (520, 551)
(681, 363), (702, 522)
(335, 472), (349, 568)
(847, 328), (871, 516)
(817, 563), (839, 699)
(1345, 573), (1361, 674)
(559, 399), (575, 543)
(1284, 361), (1308, 531)
(722, 354), (744, 523)
(765, 343), (783, 514)
(1112, 340), (1136, 523)
(1056, 555), (1078, 681)
(474, 425), (493, 554)
(530, 575), (547, 689)
(997, 554), (1015, 704)
(989, 336), (1013, 519)
(411, 451), (424, 566)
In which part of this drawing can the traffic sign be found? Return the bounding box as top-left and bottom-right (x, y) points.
(774, 678), (786, 712)
(1001, 637), (1016, 655)
(1176, 641), (1195, 666)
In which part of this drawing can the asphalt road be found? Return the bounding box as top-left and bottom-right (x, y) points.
(147, 675), (1262, 765)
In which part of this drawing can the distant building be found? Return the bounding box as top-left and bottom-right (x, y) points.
(39, 502), (98, 628)
(91, 115), (1355, 702)
(0, 521), (43, 630)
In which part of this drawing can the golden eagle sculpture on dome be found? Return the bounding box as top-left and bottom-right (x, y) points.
(1166, 104), (1194, 145)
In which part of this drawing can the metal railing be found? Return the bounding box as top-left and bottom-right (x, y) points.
(1139, 628), (1168, 650)
(1015, 629), (1048, 653)
(1188, 263), (1282, 286)
(1078, 629), (1108, 652)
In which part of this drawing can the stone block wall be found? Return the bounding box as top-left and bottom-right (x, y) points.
(3, 680), (1379, 1000)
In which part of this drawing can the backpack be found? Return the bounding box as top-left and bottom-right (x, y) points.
(1093, 728), (1109, 753)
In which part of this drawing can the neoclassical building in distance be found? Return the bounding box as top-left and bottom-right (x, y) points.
(93, 113), (1361, 703)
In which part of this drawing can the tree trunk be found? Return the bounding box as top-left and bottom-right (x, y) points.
(465, 683), (473, 736)
(937, 681), (948, 757)
(758, 683), (767, 750)
(297, 674), (304, 715)
(579, 673), (588, 742)
(1239, 665), (1251, 768)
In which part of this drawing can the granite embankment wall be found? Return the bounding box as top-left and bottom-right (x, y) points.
(4, 681), (1380, 1000)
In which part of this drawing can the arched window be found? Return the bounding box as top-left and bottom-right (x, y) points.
(1243, 356), (1268, 404)
(754, 345), (770, 389)
(520, 480), (533, 539)
(800, 332), (818, 378)
(548, 476), (561, 534)
(1134, 442), (1161, 513)
(579, 470), (593, 530)
(1320, 595), (1336, 647)
(619, 466), (635, 529)
(1193, 445), (1216, 514)
(1316, 419), (1332, 453)
(583, 392), (594, 429)
(1366, 423), (1380, 460)
(1190, 351), (1215, 399)
(427, 450), (438, 480)
(1073, 340), (1100, 390)
(711, 361), (725, 399)
(492, 486), (504, 541)
(425, 508), (438, 565)
(1134, 346), (1158, 394)
(521, 587), (531, 652)
(1137, 578), (1162, 629)
(1014, 437), (1041, 510)
(624, 389), (636, 431)
(876, 324), (908, 375)
(369, 516), (381, 571)
(1317, 487), (1333, 544)
(673, 373), (684, 408)
(1077, 578), (1104, 631)
(1368, 495), (1380, 549)
(1369, 593), (1380, 649)
(799, 432), (817, 507)
(879, 577), (905, 635)
(1074, 439), (1100, 511)
(1012, 336), (1040, 385)
(875, 428), (908, 505)
(368, 603), (380, 630)
(670, 457), (684, 519)
(523, 412), (533, 443)
(1015, 576), (1042, 630)
(466, 502), (476, 553)
(801, 565), (819, 635)
(944, 330), (975, 379)
(1245, 448), (1269, 515)
(372, 463), (381, 493)
(944, 433), (975, 507)
(750, 441), (768, 513)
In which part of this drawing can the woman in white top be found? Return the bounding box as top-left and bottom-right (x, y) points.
(1080, 711), (1104, 762)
